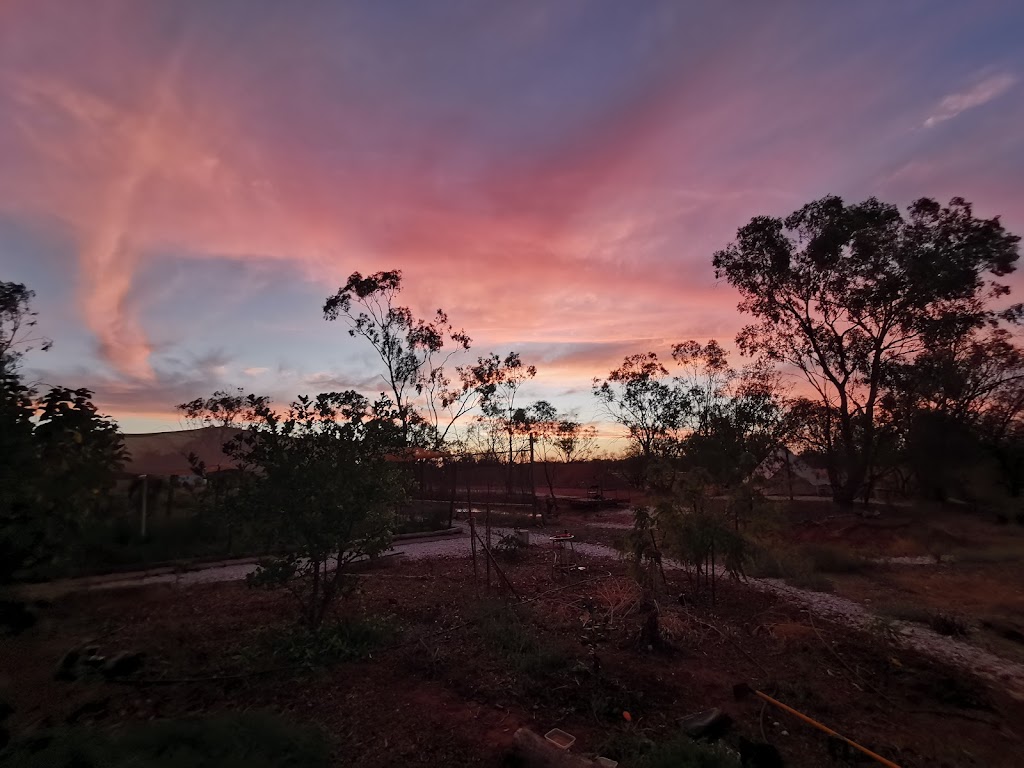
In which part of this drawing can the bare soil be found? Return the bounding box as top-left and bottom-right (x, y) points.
(3, 542), (1023, 767)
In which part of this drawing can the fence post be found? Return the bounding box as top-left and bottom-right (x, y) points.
(140, 474), (148, 538)
(529, 434), (538, 523)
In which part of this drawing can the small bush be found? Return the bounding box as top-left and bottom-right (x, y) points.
(800, 544), (869, 574)
(472, 600), (566, 678)
(950, 545), (1024, 564)
(492, 531), (526, 561)
(784, 572), (834, 593)
(875, 604), (970, 637)
(598, 730), (739, 768)
(269, 617), (396, 667)
(876, 602), (933, 625)
(0, 711), (329, 768)
(929, 613), (970, 637)
(745, 546), (793, 578)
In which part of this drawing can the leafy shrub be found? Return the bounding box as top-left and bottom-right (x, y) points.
(876, 603), (970, 636)
(876, 602), (933, 625)
(0, 711), (328, 768)
(598, 730), (739, 767)
(929, 613), (970, 637)
(493, 531), (526, 561)
(784, 572), (834, 593)
(472, 600), (566, 677)
(269, 617), (396, 667)
(800, 544), (869, 574)
(745, 545), (794, 578)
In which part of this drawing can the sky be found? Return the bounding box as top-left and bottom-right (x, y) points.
(1, 0), (1023, 445)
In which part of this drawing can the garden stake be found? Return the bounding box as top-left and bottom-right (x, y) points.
(733, 683), (901, 768)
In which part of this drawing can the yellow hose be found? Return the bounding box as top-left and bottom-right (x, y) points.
(751, 689), (902, 768)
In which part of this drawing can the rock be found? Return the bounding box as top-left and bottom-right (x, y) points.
(80, 648), (106, 669)
(66, 697), (110, 724)
(678, 707), (731, 739)
(101, 651), (145, 679)
(54, 648), (81, 681)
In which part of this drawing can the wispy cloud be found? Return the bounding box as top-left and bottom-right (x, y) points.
(923, 73), (1017, 128)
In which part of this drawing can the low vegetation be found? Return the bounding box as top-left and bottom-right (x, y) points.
(1, 712), (329, 768)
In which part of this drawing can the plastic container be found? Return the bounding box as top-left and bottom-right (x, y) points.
(543, 728), (576, 750)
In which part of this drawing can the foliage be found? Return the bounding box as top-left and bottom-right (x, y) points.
(493, 531), (526, 561)
(595, 344), (790, 487)
(0, 281), (51, 375)
(783, 571), (835, 593)
(593, 353), (690, 460)
(714, 195), (1021, 504)
(177, 388), (269, 427)
(192, 390), (409, 626)
(525, 400), (598, 510)
(0, 378), (126, 582)
(323, 269), (475, 446)
(658, 503), (750, 603)
(597, 730), (740, 768)
(875, 603), (970, 636)
(267, 617), (397, 667)
(0, 712), (329, 768)
(471, 600), (566, 678)
(800, 544), (869, 574)
(473, 351), (537, 465)
(0, 282), (128, 582)
(673, 342), (792, 485)
(745, 540), (867, 589)
(623, 507), (664, 589)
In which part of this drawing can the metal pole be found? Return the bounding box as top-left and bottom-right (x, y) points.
(140, 474), (148, 538)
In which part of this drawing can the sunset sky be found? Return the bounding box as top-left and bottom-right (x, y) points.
(2, 1), (1023, 444)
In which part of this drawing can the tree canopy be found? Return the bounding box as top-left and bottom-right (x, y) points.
(714, 196), (1021, 503)
(323, 270), (473, 447)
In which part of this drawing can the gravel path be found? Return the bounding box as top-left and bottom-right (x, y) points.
(79, 527), (1024, 701)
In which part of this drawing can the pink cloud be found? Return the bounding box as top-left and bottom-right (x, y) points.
(923, 72), (1017, 128)
(2, 0), (1022, 430)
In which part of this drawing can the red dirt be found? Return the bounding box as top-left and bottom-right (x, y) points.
(3, 549), (1023, 767)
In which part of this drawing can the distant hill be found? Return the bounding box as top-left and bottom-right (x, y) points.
(121, 426), (243, 476)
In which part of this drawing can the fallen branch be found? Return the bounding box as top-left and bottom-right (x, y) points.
(808, 611), (895, 705)
(682, 609), (769, 676)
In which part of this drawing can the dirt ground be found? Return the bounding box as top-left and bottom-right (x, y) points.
(3, 541), (1023, 767)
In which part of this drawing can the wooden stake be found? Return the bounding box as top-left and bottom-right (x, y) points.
(468, 485), (478, 598)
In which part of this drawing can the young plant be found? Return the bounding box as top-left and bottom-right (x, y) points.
(206, 391), (409, 627)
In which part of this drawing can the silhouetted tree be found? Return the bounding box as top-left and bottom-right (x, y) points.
(0, 281), (51, 375)
(215, 391), (409, 627)
(323, 270), (473, 446)
(472, 351), (537, 473)
(177, 387), (270, 427)
(0, 283), (125, 581)
(714, 196), (1020, 504)
(672, 342), (791, 486)
(593, 353), (691, 461)
(886, 328), (1024, 498)
(0, 380), (126, 581)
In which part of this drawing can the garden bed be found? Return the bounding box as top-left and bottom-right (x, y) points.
(2, 546), (1023, 766)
